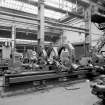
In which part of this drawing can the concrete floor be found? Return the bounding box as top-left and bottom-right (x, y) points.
(0, 80), (100, 105)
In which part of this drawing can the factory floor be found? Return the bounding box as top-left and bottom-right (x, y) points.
(0, 78), (102, 105)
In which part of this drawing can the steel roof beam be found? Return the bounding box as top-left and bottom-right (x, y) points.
(15, 0), (84, 19)
(66, 0), (105, 12)
(0, 7), (87, 33)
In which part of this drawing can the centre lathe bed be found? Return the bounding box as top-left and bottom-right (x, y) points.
(3, 67), (94, 87)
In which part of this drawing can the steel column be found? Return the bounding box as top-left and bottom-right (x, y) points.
(84, 4), (92, 56)
(61, 30), (64, 45)
(23, 46), (26, 54)
(38, 0), (45, 48)
(88, 5), (92, 49)
(11, 25), (16, 63)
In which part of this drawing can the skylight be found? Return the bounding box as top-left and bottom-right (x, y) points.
(0, 0), (76, 19)
(45, 0), (76, 12)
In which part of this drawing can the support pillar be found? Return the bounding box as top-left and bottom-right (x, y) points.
(84, 4), (92, 56)
(60, 30), (64, 45)
(38, 0), (45, 49)
(84, 35), (86, 56)
(11, 25), (16, 63)
(88, 5), (92, 49)
(24, 46), (26, 54)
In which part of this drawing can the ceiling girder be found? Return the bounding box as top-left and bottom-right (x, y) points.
(15, 0), (84, 19)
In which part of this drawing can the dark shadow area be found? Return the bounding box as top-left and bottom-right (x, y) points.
(93, 100), (105, 105)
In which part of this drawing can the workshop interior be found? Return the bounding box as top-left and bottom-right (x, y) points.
(0, 0), (105, 105)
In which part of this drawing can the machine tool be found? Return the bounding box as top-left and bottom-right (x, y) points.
(3, 41), (96, 88)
